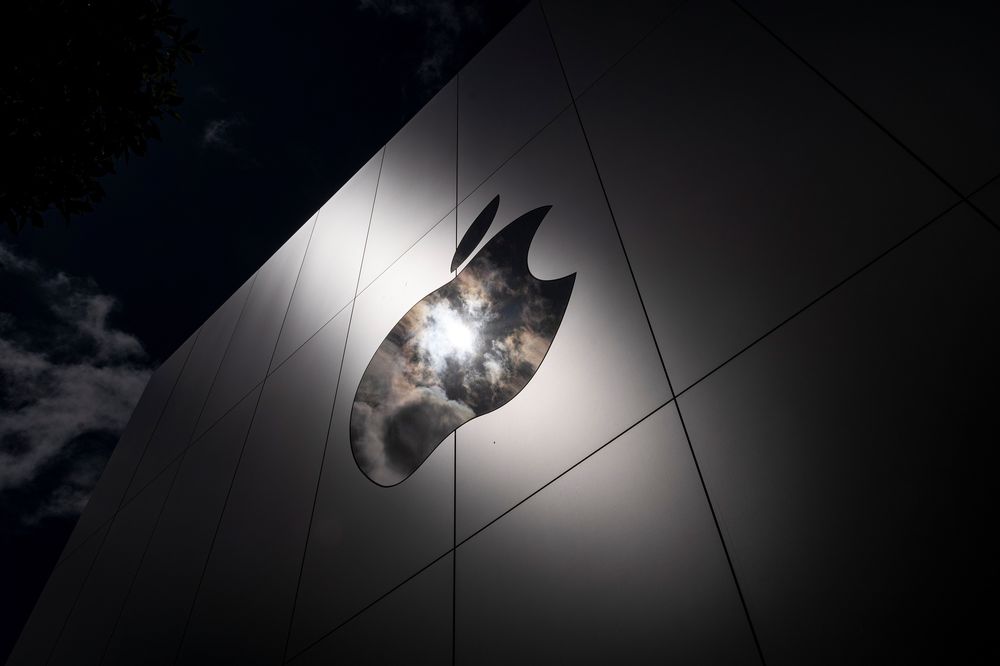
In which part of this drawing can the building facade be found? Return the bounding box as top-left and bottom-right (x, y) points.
(9, 1), (1000, 664)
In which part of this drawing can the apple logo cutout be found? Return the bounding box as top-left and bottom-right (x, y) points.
(350, 195), (576, 486)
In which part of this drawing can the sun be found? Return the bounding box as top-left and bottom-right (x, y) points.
(417, 301), (481, 370)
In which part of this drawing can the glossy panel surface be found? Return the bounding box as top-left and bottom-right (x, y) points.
(6, 525), (108, 666)
(577, 0), (956, 392)
(457, 2), (569, 200)
(197, 216), (315, 433)
(290, 554), (453, 665)
(48, 465), (177, 666)
(177, 308), (350, 666)
(455, 108), (670, 540)
(288, 216), (455, 655)
(273, 151), (383, 366)
(678, 207), (1000, 664)
(456, 406), (759, 664)
(543, 0), (684, 95)
(359, 81), (455, 290)
(972, 178), (1000, 227)
(125, 279), (253, 498)
(102, 387), (260, 666)
(59, 334), (195, 561)
(741, 0), (1000, 194)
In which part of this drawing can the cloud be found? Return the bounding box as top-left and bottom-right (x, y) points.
(350, 205), (576, 486)
(0, 243), (152, 524)
(358, 0), (484, 87)
(200, 115), (261, 168)
(201, 116), (244, 152)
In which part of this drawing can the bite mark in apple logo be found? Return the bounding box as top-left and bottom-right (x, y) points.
(350, 195), (576, 486)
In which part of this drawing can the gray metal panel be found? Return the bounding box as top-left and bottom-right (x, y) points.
(359, 81), (455, 290)
(972, 178), (1000, 227)
(455, 108), (670, 541)
(289, 554), (453, 665)
(288, 214), (455, 655)
(456, 406), (759, 664)
(196, 216), (316, 435)
(677, 206), (1000, 664)
(542, 0), (684, 96)
(740, 0), (1000, 194)
(176, 308), (351, 666)
(47, 463), (178, 666)
(59, 333), (195, 561)
(576, 0), (956, 393)
(125, 278), (253, 499)
(457, 2), (570, 200)
(102, 387), (260, 666)
(272, 151), (383, 367)
(6, 525), (109, 666)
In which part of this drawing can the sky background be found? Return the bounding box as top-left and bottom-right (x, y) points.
(0, 1), (526, 658)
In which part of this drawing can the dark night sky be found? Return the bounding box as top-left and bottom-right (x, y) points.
(0, 1), (526, 658)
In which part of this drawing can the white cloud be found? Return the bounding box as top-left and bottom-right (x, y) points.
(201, 116), (242, 151)
(0, 243), (152, 523)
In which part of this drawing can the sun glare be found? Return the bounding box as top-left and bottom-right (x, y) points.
(418, 302), (481, 370)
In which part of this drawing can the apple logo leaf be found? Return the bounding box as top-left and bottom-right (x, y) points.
(451, 194), (499, 272)
(350, 195), (576, 486)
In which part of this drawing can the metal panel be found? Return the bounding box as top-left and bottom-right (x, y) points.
(102, 387), (260, 666)
(5, 525), (109, 666)
(457, 2), (570, 200)
(196, 216), (316, 435)
(359, 81), (456, 291)
(456, 406), (759, 664)
(678, 206), (1000, 664)
(48, 464), (178, 666)
(577, 0), (956, 392)
(741, 0), (1000, 194)
(59, 333), (195, 561)
(542, 0), (684, 96)
(272, 151), (383, 367)
(455, 107), (670, 541)
(176, 308), (351, 665)
(289, 554), (453, 665)
(972, 178), (1000, 227)
(125, 278), (252, 500)
(287, 214), (455, 655)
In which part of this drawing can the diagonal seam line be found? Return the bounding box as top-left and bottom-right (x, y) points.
(285, 398), (672, 663)
(539, 3), (767, 663)
(284, 548), (454, 664)
(184, 271), (260, 441)
(454, 398), (672, 550)
(85, 375), (267, 536)
(567, 0), (692, 102)
(969, 170), (1000, 198)
(281, 147), (386, 662)
(96, 274), (260, 665)
(172, 205), (321, 664)
(674, 199), (962, 402)
(265, 297), (354, 379)
(266, 211), (324, 376)
(538, 3), (674, 395)
(42, 327), (200, 665)
(729, 0), (1000, 234)
(170, 380), (267, 664)
(96, 462), (184, 665)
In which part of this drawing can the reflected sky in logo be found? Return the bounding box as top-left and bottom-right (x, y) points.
(351, 196), (575, 486)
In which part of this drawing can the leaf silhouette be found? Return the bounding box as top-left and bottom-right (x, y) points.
(450, 194), (500, 272)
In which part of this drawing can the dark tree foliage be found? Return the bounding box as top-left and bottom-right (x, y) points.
(0, 0), (199, 233)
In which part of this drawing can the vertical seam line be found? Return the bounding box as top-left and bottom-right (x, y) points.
(539, 3), (767, 663)
(281, 148), (385, 662)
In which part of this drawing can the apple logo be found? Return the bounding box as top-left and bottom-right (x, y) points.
(350, 195), (576, 486)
